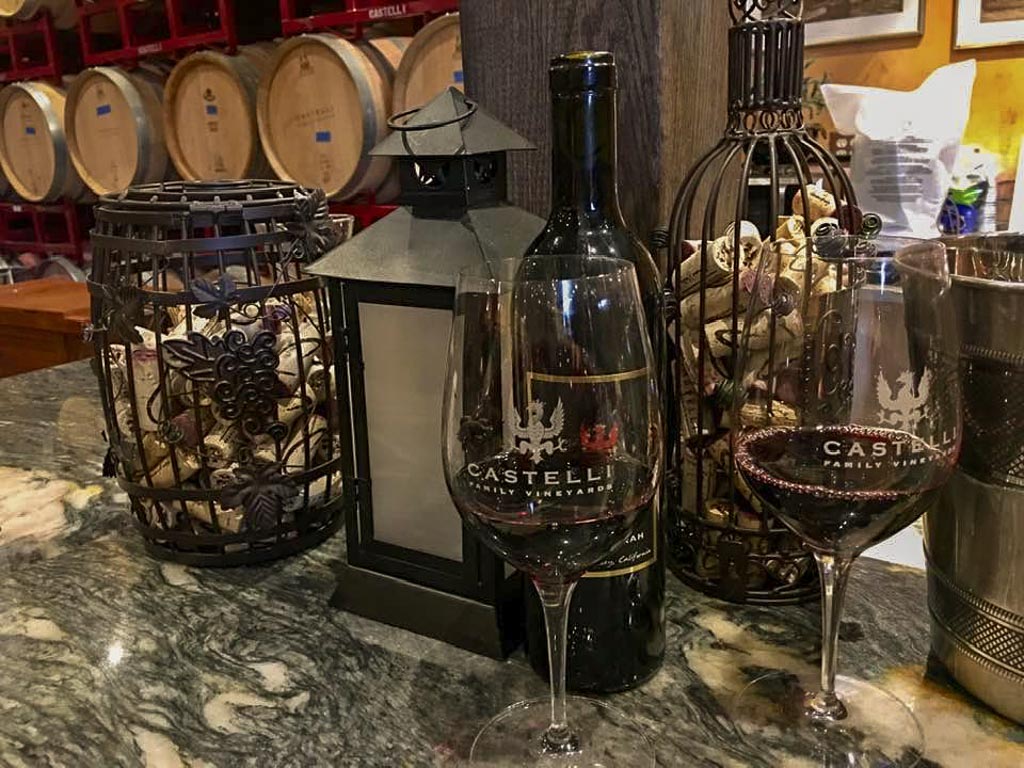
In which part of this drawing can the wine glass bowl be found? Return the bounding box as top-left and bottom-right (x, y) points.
(728, 236), (961, 766)
(442, 256), (661, 766)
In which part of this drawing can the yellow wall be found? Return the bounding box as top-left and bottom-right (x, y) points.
(805, 0), (1024, 176)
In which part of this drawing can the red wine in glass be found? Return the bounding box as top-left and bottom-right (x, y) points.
(450, 453), (655, 580)
(735, 425), (954, 554)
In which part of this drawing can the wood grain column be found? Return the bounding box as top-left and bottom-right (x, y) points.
(460, 0), (731, 251)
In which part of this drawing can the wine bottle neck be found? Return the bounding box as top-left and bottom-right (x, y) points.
(550, 89), (624, 225)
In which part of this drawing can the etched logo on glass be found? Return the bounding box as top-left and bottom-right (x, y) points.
(513, 398), (567, 464)
(876, 369), (932, 432)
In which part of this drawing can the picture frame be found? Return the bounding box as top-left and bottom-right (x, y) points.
(804, 0), (926, 46)
(956, 0), (1024, 48)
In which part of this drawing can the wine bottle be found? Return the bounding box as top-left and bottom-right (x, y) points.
(523, 51), (666, 693)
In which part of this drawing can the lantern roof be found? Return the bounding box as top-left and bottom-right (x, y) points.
(370, 87), (535, 158)
(304, 204), (545, 288)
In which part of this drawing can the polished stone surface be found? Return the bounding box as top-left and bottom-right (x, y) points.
(1, 363), (1022, 767)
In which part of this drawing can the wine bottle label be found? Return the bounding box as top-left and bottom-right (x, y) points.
(582, 498), (657, 578)
(526, 368), (658, 579)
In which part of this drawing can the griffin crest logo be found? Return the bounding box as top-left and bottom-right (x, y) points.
(876, 369), (932, 432)
(581, 422), (619, 454)
(513, 399), (567, 465)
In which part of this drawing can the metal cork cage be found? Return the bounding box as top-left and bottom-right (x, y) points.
(89, 180), (344, 566)
(664, 0), (868, 604)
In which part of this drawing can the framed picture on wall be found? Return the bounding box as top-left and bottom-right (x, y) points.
(956, 0), (1024, 47)
(804, 0), (926, 46)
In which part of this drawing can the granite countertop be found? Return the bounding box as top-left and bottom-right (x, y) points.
(1, 362), (1022, 767)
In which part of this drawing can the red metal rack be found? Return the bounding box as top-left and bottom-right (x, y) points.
(0, 14), (68, 84)
(279, 0), (458, 37)
(76, 0), (239, 66)
(0, 201), (91, 264)
(330, 196), (397, 231)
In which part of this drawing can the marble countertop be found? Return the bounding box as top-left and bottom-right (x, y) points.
(1, 363), (1022, 767)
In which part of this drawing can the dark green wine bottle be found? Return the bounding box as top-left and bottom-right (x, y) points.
(524, 51), (666, 693)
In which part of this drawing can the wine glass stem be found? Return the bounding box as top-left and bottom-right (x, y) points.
(534, 578), (581, 755)
(810, 552), (854, 722)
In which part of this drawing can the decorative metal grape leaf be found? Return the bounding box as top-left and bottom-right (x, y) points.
(161, 332), (228, 384)
(284, 188), (342, 267)
(220, 462), (297, 532)
(99, 282), (144, 345)
(192, 274), (239, 320)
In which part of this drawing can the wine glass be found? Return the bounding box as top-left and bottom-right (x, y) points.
(442, 256), (661, 766)
(729, 236), (961, 766)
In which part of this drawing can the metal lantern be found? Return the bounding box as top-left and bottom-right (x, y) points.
(664, 0), (872, 604)
(89, 180), (345, 566)
(306, 88), (544, 658)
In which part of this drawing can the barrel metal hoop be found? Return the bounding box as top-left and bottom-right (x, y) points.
(927, 561), (1024, 681)
(89, 229), (294, 255)
(117, 454), (344, 501)
(16, 83), (70, 200)
(327, 36), (383, 200)
(88, 276), (323, 307)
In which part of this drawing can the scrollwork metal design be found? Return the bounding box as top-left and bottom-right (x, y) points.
(729, 0), (803, 24)
(162, 330), (288, 442)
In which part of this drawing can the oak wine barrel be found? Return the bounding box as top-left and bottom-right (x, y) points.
(392, 13), (463, 114)
(65, 65), (173, 196)
(0, 82), (85, 202)
(0, 0), (77, 29)
(164, 44), (276, 181)
(257, 34), (410, 200)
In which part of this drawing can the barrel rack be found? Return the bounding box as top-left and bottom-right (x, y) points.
(0, 13), (68, 84)
(76, 0), (242, 66)
(0, 200), (90, 263)
(279, 0), (459, 37)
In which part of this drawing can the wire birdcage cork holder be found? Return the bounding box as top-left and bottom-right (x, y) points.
(89, 180), (346, 566)
(664, 0), (877, 604)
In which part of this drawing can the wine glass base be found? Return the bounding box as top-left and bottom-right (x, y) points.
(468, 695), (655, 767)
(730, 671), (924, 767)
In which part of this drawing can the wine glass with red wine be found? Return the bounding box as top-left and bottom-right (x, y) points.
(442, 256), (661, 766)
(729, 236), (961, 766)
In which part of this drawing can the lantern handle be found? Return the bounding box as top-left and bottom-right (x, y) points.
(387, 100), (479, 132)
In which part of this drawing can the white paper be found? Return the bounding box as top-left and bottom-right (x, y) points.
(1011, 139), (1024, 233)
(822, 61), (977, 238)
(359, 302), (463, 563)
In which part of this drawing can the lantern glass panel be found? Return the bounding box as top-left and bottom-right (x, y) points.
(359, 301), (462, 562)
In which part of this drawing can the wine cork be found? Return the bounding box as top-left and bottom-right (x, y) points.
(147, 450), (201, 488)
(277, 337), (319, 392)
(681, 281), (742, 329)
(703, 501), (762, 532)
(281, 415), (328, 474)
(306, 364), (331, 398)
(166, 305), (188, 328)
(776, 215), (805, 242)
(203, 422), (239, 468)
(141, 432), (171, 465)
(721, 220), (763, 267)
(675, 239), (735, 298)
(260, 300), (293, 336)
(739, 399), (799, 429)
(279, 385), (320, 429)
(210, 466), (238, 490)
(128, 347), (162, 431)
(186, 501), (243, 533)
(792, 184), (836, 222)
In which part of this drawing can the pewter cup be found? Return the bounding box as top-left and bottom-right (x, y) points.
(925, 234), (1024, 725)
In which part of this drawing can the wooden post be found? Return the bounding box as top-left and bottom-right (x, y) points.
(460, 0), (731, 250)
